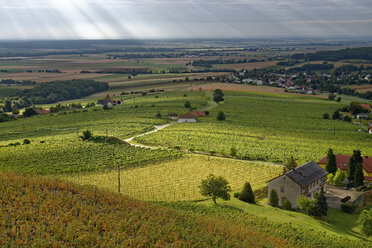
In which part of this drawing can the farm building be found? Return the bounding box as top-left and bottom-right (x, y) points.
(268, 161), (328, 209)
(97, 100), (122, 107)
(34, 109), (51, 115)
(167, 113), (178, 120)
(369, 127), (372, 134)
(189, 111), (206, 117)
(360, 104), (371, 112)
(178, 114), (197, 123)
(318, 155), (372, 183)
(356, 113), (368, 119)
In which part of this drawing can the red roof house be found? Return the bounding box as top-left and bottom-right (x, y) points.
(34, 109), (51, 115)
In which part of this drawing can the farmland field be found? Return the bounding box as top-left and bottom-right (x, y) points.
(135, 91), (372, 165)
(63, 155), (282, 201)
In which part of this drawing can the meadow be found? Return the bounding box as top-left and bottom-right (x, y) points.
(135, 91), (372, 165)
(63, 155), (282, 201)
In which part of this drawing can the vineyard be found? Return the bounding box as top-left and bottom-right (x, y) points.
(0, 170), (293, 248)
(63, 155), (282, 201)
(135, 91), (372, 165)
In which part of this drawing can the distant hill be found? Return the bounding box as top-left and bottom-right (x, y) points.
(292, 47), (372, 62)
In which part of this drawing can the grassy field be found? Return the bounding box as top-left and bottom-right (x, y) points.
(63, 155), (282, 201)
(135, 91), (372, 165)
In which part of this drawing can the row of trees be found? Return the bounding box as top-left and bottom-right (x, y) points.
(326, 149), (365, 187)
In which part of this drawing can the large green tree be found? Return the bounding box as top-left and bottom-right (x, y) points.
(199, 174), (231, 204)
(315, 187), (328, 217)
(239, 182), (255, 203)
(354, 162), (364, 187)
(348, 150), (363, 184)
(325, 149), (337, 174)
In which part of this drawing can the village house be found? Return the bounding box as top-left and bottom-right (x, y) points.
(177, 114), (197, 123)
(189, 111), (205, 117)
(356, 113), (368, 120)
(360, 104), (371, 112)
(318, 155), (372, 183)
(268, 161), (328, 209)
(97, 99), (123, 107)
(34, 109), (51, 115)
(167, 113), (178, 120)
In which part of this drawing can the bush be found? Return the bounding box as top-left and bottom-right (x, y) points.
(156, 112), (162, 119)
(184, 101), (191, 108)
(81, 130), (92, 141)
(217, 111), (226, 121)
(23, 139), (31, 145)
(282, 199), (292, 210)
(323, 113), (330, 119)
(343, 116), (352, 122)
(229, 145), (237, 157)
(234, 192), (240, 198)
(239, 182), (255, 203)
(333, 169), (346, 187)
(341, 203), (357, 214)
(269, 189), (278, 207)
(327, 173), (334, 184)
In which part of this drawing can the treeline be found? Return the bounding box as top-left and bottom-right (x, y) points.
(15, 80), (108, 105)
(292, 47), (372, 62)
(192, 58), (264, 68)
(287, 62), (334, 73)
(0, 79), (36, 86)
(277, 60), (301, 66)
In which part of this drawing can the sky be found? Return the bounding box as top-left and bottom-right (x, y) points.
(0, 0), (372, 39)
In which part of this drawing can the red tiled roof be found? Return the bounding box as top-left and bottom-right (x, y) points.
(190, 111), (205, 117)
(360, 104), (371, 110)
(178, 114), (197, 119)
(318, 154), (372, 173)
(35, 109), (51, 114)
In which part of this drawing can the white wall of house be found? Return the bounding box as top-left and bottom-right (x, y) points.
(268, 175), (302, 209)
(178, 118), (197, 123)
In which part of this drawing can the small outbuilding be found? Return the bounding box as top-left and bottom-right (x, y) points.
(178, 114), (197, 123)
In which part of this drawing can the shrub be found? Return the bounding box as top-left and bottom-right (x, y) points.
(217, 111), (226, 121)
(282, 199), (292, 210)
(343, 116), (352, 122)
(234, 192), (240, 198)
(156, 112), (162, 119)
(239, 182), (255, 203)
(358, 209), (372, 237)
(229, 145), (237, 157)
(81, 130), (92, 141)
(269, 189), (278, 207)
(323, 113), (330, 119)
(184, 101), (191, 108)
(333, 169), (346, 187)
(23, 139), (31, 145)
(336, 97), (342, 102)
(341, 203), (357, 214)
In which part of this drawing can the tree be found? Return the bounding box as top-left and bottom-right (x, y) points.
(325, 149), (337, 174)
(156, 112), (162, 119)
(23, 108), (37, 118)
(285, 156), (296, 171)
(282, 198), (292, 210)
(333, 169), (346, 187)
(184, 101), (191, 108)
(297, 196), (316, 215)
(239, 182), (255, 203)
(217, 111), (226, 121)
(332, 111), (340, 120)
(358, 209), (372, 237)
(315, 187), (328, 217)
(269, 189), (278, 207)
(354, 162), (364, 187)
(103, 104), (110, 110)
(328, 93), (336, 100)
(322, 113), (330, 119)
(229, 145), (237, 157)
(213, 89), (224, 104)
(349, 101), (363, 115)
(336, 97), (342, 102)
(81, 130), (92, 141)
(3, 100), (12, 112)
(199, 174), (231, 204)
(12, 107), (19, 115)
(327, 173), (335, 185)
(348, 150), (363, 184)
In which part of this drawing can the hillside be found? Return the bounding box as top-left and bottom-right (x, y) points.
(0, 171), (291, 248)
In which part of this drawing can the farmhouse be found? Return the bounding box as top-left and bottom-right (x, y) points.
(189, 111), (205, 117)
(168, 113), (178, 120)
(318, 155), (372, 183)
(360, 104), (371, 112)
(34, 109), (51, 115)
(356, 113), (368, 119)
(178, 114), (197, 123)
(97, 100), (122, 107)
(369, 127), (372, 135)
(268, 161), (328, 209)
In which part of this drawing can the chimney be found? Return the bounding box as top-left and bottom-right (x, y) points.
(283, 167), (286, 175)
(294, 162), (297, 169)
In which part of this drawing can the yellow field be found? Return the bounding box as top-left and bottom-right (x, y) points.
(62, 154), (282, 201)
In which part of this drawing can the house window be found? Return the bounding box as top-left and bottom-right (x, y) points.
(281, 186), (284, 193)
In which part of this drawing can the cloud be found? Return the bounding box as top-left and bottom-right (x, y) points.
(0, 0), (371, 39)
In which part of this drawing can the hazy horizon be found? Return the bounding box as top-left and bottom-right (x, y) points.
(1, 0), (372, 40)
